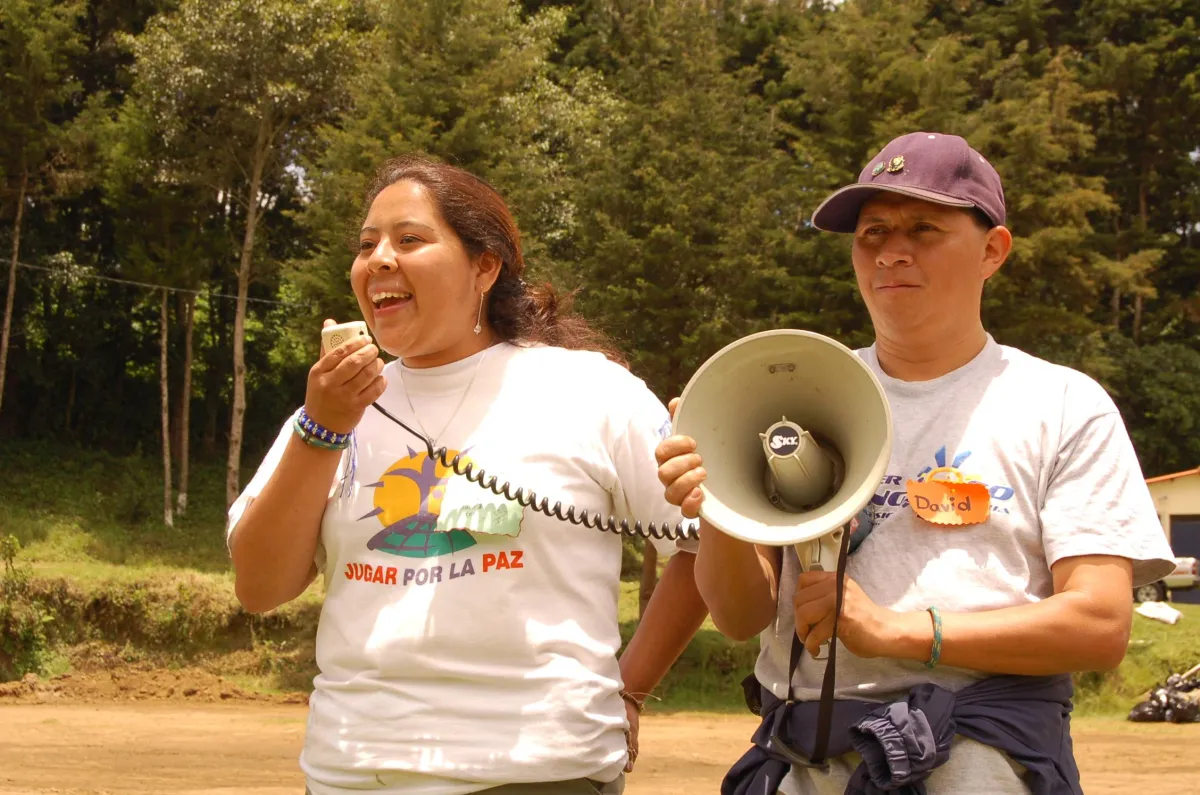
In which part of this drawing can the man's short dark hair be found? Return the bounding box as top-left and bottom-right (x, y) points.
(969, 207), (995, 231)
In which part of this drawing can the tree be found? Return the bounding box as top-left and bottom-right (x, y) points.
(159, 289), (173, 526)
(1096, 332), (1200, 477)
(566, 2), (805, 398)
(962, 49), (1116, 371)
(0, 0), (86, 415)
(1072, 0), (1200, 344)
(126, 0), (364, 507)
(559, 2), (807, 602)
(89, 87), (220, 517)
(175, 291), (196, 515)
(288, 0), (610, 333)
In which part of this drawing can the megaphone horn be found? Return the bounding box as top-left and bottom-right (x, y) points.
(672, 329), (893, 596)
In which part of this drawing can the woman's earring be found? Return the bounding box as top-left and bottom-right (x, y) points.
(474, 291), (486, 335)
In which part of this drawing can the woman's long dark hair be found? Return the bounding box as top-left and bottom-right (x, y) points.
(363, 155), (626, 367)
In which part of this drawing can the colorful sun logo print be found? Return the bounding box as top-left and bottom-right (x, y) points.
(360, 447), (477, 558)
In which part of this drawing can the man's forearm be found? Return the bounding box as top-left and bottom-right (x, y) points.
(885, 588), (1132, 675)
(619, 551), (709, 699)
(694, 519), (778, 641)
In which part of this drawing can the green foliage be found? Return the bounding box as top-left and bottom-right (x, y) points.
(566, 2), (808, 397)
(1094, 333), (1200, 477)
(969, 48), (1116, 364)
(0, 441), (232, 572)
(4, 437), (1197, 712)
(620, 622), (760, 713)
(0, 534), (56, 681)
(4, 0), (1200, 493)
(125, 0), (362, 175)
(117, 0), (368, 323)
(287, 0), (616, 337)
(0, 0), (87, 177)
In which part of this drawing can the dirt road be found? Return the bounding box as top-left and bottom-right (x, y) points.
(0, 701), (1195, 794)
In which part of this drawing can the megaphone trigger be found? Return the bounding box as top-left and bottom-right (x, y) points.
(795, 526), (849, 661)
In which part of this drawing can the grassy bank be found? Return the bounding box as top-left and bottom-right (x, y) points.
(0, 440), (755, 709)
(2, 441), (1196, 717)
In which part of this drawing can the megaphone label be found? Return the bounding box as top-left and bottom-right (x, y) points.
(767, 427), (801, 456)
(905, 467), (991, 526)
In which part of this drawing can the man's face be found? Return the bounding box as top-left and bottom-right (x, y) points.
(851, 193), (1010, 342)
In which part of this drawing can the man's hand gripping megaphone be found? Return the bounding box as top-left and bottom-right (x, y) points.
(655, 399), (914, 663)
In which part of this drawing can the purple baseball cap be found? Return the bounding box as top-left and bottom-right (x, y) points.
(811, 132), (1006, 233)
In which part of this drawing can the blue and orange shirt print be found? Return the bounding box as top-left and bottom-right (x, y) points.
(356, 445), (524, 557)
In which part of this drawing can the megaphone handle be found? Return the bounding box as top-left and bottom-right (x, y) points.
(794, 529), (845, 661)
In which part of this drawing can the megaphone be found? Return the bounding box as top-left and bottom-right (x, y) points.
(672, 330), (893, 653)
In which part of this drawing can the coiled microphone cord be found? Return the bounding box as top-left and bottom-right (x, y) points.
(370, 402), (699, 542)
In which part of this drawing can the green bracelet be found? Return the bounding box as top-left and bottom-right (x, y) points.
(293, 416), (350, 451)
(924, 606), (943, 669)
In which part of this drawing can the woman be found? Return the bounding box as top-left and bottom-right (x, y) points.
(226, 155), (703, 794)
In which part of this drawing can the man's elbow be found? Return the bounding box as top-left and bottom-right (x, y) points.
(1073, 602), (1131, 672)
(693, 554), (776, 642)
(703, 597), (773, 642)
(711, 615), (767, 643)
(1088, 619), (1131, 672)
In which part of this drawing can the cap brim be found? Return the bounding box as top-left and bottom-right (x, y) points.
(810, 184), (976, 233)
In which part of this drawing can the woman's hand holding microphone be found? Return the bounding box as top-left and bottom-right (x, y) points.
(305, 318), (388, 436)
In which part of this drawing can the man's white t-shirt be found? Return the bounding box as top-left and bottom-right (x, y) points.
(227, 342), (687, 795)
(751, 336), (1175, 794)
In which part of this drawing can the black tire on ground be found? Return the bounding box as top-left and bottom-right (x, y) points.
(1134, 581), (1167, 603)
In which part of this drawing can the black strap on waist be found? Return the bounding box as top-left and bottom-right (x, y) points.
(766, 522), (852, 771)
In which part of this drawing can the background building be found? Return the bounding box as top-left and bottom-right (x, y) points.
(1147, 467), (1200, 604)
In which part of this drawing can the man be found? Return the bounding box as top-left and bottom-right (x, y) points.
(654, 131), (1176, 794)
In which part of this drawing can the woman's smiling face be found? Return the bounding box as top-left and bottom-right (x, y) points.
(351, 180), (493, 367)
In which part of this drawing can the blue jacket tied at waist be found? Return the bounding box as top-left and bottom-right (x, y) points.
(721, 674), (1083, 795)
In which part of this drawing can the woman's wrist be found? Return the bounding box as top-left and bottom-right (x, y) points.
(619, 689), (646, 713)
(293, 408), (352, 450)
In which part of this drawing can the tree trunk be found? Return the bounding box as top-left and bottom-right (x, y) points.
(172, 295), (183, 461)
(1133, 294), (1144, 345)
(64, 363), (76, 432)
(639, 541), (659, 618)
(176, 293), (196, 516)
(1138, 179), (1149, 235)
(1134, 180), (1149, 345)
(202, 291), (222, 456)
(1111, 288), (1122, 329)
(160, 289), (174, 528)
(226, 120), (270, 509)
(0, 164), (29, 416)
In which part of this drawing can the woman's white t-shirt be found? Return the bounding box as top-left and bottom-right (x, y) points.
(227, 342), (687, 794)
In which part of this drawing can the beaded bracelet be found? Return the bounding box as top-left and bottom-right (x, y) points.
(620, 690), (646, 714)
(924, 606), (943, 669)
(293, 408), (351, 451)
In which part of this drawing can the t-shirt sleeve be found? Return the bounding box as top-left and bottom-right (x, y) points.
(1040, 384), (1175, 587)
(225, 409), (330, 573)
(609, 381), (698, 559)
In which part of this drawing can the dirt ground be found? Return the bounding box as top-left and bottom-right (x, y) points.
(1, 668), (1196, 794)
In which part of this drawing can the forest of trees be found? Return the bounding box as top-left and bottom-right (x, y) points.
(2, 0), (1198, 524)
